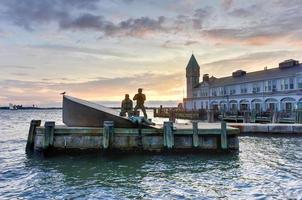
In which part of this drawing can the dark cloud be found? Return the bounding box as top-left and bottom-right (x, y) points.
(203, 6), (302, 46)
(60, 14), (109, 31)
(61, 15), (166, 37)
(192, 8), (212, 29)
(228, 8), (253, 18)
(221, 0), (234, 10)
(173, 8), (212, 32)
(184, 40), (199, 46)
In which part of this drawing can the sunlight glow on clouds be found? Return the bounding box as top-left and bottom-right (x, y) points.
(0, 0), (302, 106)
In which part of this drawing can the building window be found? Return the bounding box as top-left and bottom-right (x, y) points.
(285, 103), (293, 112)
(264, 80), (272, 92)
(268, 103), (275, 111)
(289, 78), (294, 89)
(272, 80), (277, 92)
(240, 84), (247, 94)
(255, 103), (261, 112)
(253, 83), (260, 93)
(230, 86), (236, 95)
(298, 77), (302, 89)
(281, 78), (295, 90)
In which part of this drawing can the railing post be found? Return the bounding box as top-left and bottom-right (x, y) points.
(164, 121), (174, 149)
(296, 109), (302, 124)
(103, 121), (114, 149)
(207, 109), (214, 123)
(26, 120), (41, 152)
(221, 121), (227, 150)
(192, 121), (199, 147)
(169, 110), (176, 123)
(43, 121), (55, 151)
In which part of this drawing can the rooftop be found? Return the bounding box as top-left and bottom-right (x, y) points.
(196, 62), (302, 88)
(186, 54), (200, 69)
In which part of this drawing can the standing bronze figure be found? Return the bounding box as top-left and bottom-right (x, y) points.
(120, 94), (133, 117)
(133, 88), (147, 118)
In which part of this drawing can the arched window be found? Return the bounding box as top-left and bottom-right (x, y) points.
(239, 99), (249, 111)
(251, 99), (263, 112)
(265, 98), (278, 111)
(220, 100), (227, 111)
(281, 97), (296, 112)
(229, 100), (238, 111)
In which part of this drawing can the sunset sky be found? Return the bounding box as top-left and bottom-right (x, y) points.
(0, 0), (302, 106)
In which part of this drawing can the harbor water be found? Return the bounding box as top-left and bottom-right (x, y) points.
(0, 109), (302, 199)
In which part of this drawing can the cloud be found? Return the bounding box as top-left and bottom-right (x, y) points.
(60, 15), (166, 37)
(0, 65), (35, 69)
(201, 50), (297, 77)
(0, 0), (167, 37)
(192, 8), (212, 29)
(30, 44), (137, 58)
(0, 72), (185, 106)
(221, 0), (234, 10)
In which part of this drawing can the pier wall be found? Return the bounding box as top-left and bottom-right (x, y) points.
(32, 124), (239, 153)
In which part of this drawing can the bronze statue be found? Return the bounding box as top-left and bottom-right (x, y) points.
(120, 94), (133, 117)
(133, 88), (147, 118)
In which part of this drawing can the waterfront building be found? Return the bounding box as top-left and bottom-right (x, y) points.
(183, 54), (302, 112)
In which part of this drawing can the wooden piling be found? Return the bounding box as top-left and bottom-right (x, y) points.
(163, 121), (174, 149)
(296, 110), (302, 124)
(220, 121), (227, 150)
(207, 110), (214, 123)
(26, 120), (41, 152)
(192, 121), (199, 147)
(243, 111), (250, 123)
(272, 112), (278, 123)
(169, 110), (176, 123)
(43, 121), (55, 150)
(103, 121), (114, 149)
(251, 110), (256, 123)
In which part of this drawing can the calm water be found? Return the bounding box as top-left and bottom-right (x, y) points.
(0, 110), (302, 199)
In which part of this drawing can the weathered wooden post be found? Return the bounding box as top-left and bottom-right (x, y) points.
(43, 121), (55, 151)
(243, 111), (250, 123)
(251, 110), (256, 123)
(26, 120), (41, 152)
(207, 109), (214, 123)
(153, 108), (157, 117)
(296, 110), (302, 124)
(272, 111), (278, 123)
(103, 121), (114, 149)
(169, 110), (176, 123)
(192, 121), (199, 147)
(220, 121), (227, 150)
(163, 121), (174, 149)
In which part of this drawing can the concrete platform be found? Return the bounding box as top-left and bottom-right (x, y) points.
(27, 121), (239, 155)
(229, 123), (302, 134)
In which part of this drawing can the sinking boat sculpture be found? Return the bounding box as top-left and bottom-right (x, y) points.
(63, 95), (154, 128)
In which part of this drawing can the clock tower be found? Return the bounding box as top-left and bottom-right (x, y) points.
(186, 54), (200, 98)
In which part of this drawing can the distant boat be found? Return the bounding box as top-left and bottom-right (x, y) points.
(63, 95), (154, 128)
(9, 103), (17, 110)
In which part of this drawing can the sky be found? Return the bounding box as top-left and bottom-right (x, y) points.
(0, 0), (302, 107)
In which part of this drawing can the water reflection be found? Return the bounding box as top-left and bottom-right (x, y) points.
(1, 110), (302, 199)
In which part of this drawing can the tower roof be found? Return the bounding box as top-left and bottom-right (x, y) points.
(186, 54), (200, 69)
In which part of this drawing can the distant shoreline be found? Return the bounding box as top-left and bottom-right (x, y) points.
(0, 106), (173, 110)
(0, 107), (62, 110)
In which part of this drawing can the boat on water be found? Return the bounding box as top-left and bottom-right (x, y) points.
(63, 95), (154, 128)
(9, 103), (17, 110)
